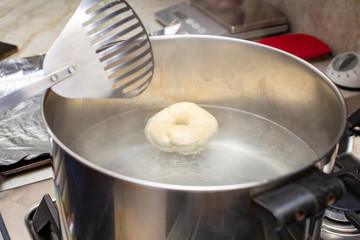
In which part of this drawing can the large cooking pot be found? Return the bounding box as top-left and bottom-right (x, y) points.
(42, 35), (347, 239)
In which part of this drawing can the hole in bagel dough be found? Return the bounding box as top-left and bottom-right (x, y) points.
(174, 116), (189, 125)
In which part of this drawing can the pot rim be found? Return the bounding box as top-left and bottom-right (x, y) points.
(41, 35), (348, 192)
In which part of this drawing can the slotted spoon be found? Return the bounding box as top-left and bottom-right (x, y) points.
(0, 0), (154, 114)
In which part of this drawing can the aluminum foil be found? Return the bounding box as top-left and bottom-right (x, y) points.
(0, 55), (50, 165)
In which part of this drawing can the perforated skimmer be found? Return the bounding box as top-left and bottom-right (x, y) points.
(0, 0), (154, 114)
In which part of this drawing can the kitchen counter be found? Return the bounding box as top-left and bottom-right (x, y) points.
(0, 0), (184, 60)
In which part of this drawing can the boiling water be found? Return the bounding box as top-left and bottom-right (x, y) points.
(70, 106), (317, 186)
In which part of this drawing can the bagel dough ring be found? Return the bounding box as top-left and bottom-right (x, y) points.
(144, 102), (218, 155)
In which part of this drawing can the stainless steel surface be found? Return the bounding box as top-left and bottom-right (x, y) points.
(0, 66), (75, 114)
(322, 217), (360, 240)
(322, 205), (360, 239)
(155, 2), (288, 39)
(190, 0), (287, 34)
(42, 35), (347, 239)
(325, 209), (349, 222)
(0, 0), (154, 114)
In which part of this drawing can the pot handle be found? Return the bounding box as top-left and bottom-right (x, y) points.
(252, 107), (360, 230)
(252, 167), (345, 229)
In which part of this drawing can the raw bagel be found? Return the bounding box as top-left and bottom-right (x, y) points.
(144, 102), (218, 154)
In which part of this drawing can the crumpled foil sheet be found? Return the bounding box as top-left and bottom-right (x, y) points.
(0, 55), (50, 165)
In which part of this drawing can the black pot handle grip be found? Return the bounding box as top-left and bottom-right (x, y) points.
(252, 107), (360, 230)
(252, 168), (345, 229)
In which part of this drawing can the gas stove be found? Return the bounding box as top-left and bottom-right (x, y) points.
(320, 133), (360, 239)
(322, 210), (360, 239)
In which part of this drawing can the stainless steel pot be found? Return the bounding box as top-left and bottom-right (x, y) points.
(42, 35), (347, 239)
